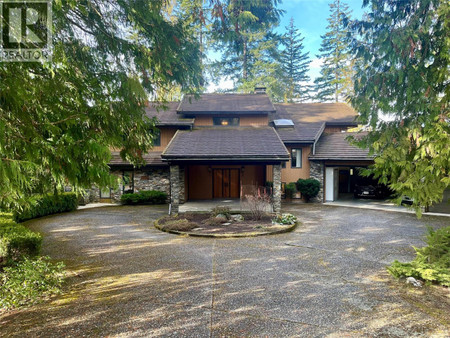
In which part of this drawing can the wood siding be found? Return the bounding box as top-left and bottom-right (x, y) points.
(187, 164), (265, 200)
(152, 127), (178, 151)
(280, 145), (311, 184)
(194, 115), (269, 127)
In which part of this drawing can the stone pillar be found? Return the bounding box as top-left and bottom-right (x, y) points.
(179, 166), (185, 204)
(273, 163), (282, 214)
(309, 161), (324, 203)
(170, 165), (180, 214)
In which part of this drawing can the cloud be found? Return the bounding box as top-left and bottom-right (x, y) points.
(206, 78), (234, 93)
(310, 58), (324, 69)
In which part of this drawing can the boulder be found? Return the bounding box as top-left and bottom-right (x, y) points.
(231, 214), (244, 222)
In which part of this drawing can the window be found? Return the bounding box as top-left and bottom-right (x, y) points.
(100, 188), (111, 199)
(213, 117), (240, 126)
(122, 171), (134, 194)
(291, 148), (302, 168)
(153, 129), (161, 147)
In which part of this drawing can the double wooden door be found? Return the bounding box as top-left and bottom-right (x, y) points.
(213, 169), (240, 198)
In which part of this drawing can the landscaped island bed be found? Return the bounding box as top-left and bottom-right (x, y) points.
(154, 212), (297, 238)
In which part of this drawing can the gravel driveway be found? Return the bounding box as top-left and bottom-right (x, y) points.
(0, 204), (448, 337)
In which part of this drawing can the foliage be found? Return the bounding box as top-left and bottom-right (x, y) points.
(388, 226), (450, 286)
(120, 190), (167, 205)
(243, 188), (271, 221)
(0, 215), (42, 265)
(210, 206), (231, 219)
(272, 213), (297, 225)
(0, 0), (203, 210)
(13, 193), (78, 223)
(281, 18), (311, 102)
(0, 256), (65, 310)
(296, 179), (320, 202)
(202, 217), (225, 227)
(350, 0), (449, 216)
(314, 0), (353, 102)
(284, 183), (297, 199)
(159, 218), (198, 232)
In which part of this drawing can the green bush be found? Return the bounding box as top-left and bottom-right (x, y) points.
(0, 256), (65, 310)
(121, 190), (167, 205)
(0, 215), (42, 265)
(388, 226), (450, 286)
(272, 213), (297, 225)
(296, 178), (320, 202)
(15, 193), (78, 222)
(284, 183), (297, 199)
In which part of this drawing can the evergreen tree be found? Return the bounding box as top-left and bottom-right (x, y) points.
(314, 0), (353, 102)
(281, 18), (311, 102)
(350, 0), (449, 215)
(210, 0), (283, 86)
(0, 0), (202, 209)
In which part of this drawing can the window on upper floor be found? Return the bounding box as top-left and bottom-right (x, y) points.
(291, 148), (302, 168)
(153, 129), (161, 146)
(213, 117), (240, 126)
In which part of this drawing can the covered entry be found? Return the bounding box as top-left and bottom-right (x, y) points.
(213, 169), (240, 198)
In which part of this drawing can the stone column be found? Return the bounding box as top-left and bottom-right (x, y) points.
(170, 165), (180, 214)
(179, 166), (185, 204)
(309, 161), (324, 203)
(273, 163), (282, 214)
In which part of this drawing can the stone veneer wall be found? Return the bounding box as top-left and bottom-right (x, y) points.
(309, 161), (324, 203)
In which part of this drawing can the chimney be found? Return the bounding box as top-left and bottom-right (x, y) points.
(254, 86), (266, 94)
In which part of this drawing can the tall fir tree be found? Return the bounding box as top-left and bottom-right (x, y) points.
(210, 0), (283, 92)
(350, 0), (449, 215)
(314, 0), (353, 102)
(281, 18), (311, 102)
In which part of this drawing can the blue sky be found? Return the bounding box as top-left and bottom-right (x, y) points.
(207, 0), (367, 92)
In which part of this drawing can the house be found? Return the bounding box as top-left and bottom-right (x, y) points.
(102, 90), (375, 213)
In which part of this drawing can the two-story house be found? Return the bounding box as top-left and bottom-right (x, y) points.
(101, 90), (373, 213)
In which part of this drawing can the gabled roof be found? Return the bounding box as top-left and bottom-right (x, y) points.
(309, 132), (373, 161)
(162, 127), (289, 161)
(109, 151), (167, 167)
(177, 93), (276, 115)
(272, 103), (359, 143)
(145, 102), (194, 126)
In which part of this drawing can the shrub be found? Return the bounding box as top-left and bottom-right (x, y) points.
(272, 213), (297, 225)
(243, 187), (271, 221)
(15, 193), (78, 222)
(285, 183), (297, 199)
(0, 215), (42, 265)
(388, 226), (450, 286)
(0, 256), (65, 310)
(121, 190), (167, 205)
(296, 178), (320, 202)
(202, 217), (226, 227)
(210, 206), (231, 219)
(160, 219), (197, 232)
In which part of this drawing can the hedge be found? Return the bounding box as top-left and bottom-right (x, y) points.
(14, 193), (78, 223)
(121, 190), (167, 205)
(296, 178), (321, 202)
(0, 214), (42, 266)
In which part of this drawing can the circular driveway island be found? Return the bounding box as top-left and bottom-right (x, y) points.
(1, 205), (448, 337)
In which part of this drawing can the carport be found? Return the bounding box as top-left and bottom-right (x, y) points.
(309, 132), (376, 202)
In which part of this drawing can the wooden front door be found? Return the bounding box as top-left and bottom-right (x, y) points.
(213, 169), (240, 198)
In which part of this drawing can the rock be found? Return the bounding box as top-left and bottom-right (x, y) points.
(222, 223), (231, 226)
(215, 214), (228, 222)
(406, 277), (423, 287)
(231, 214), (244, 222)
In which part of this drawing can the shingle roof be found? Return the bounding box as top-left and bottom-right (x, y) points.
(145, 102), (194, 126)
(178, 93), (276, 115)
(272, 103), (358, 143)
(162, 127), (289, 161)
(109, 151), (166, 166)
(309, 132), (373, 161)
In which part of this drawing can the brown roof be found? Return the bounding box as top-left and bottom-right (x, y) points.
(309, 132), (373, 161)
(145, 102), (194, 126)
(109, 151), (166, 167)
(162, 127), (289, 161)
(272, 103), (358, 143)
(178, 93), (276, 115)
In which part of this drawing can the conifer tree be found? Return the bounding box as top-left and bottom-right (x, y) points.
(350, 0), (449, 215)
(281, 18), (311, 102)
(314, 0), (353, 102)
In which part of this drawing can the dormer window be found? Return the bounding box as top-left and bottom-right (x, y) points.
(213, 117), (240, 126)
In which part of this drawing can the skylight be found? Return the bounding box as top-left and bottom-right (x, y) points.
(273, 119), (295, 128)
